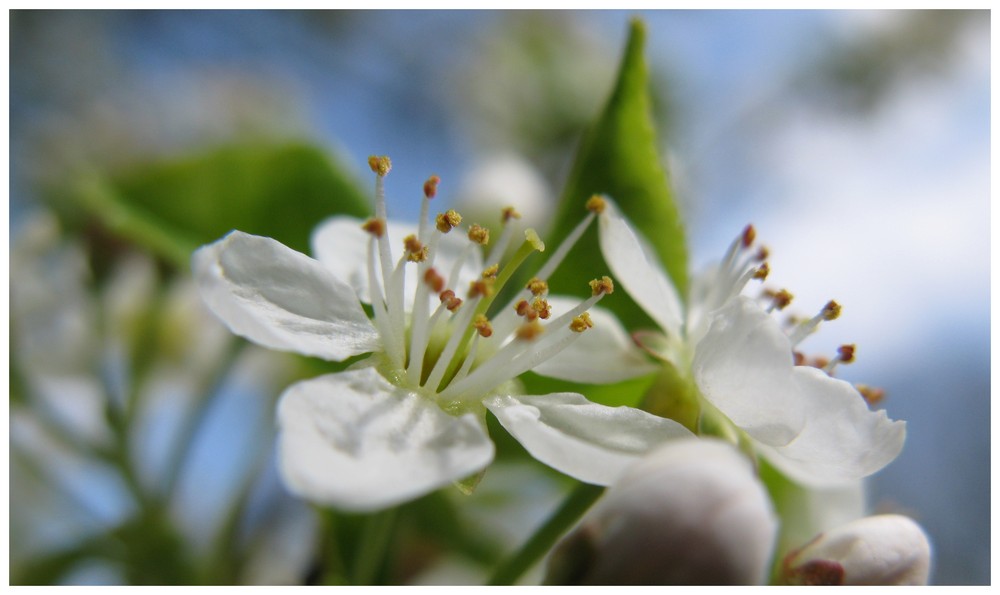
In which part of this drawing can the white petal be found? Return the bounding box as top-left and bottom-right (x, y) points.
(277, 367), (495, 512)
(531, 298), (657, 383)
(788, 514), (931, 585)
(485, 393), (693, 486)
(692, 297), (805, 446)
(760, 366), (906, 487)
(311, 216), (483, 307)
(598, 202), (684, 337)
(193, 231), (379, 360)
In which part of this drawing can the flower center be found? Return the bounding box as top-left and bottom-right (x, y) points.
(362, 156), (613, 407)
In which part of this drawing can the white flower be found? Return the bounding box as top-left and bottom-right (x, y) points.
(193, 158), (689, 512)
(597, 199), (906, 487)
(546, 438), (778, 585)
(781, 514), (932, 585)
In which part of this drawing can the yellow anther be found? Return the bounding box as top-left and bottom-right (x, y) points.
(526, 277), (548, 296)
(482, 264), (499, 279)
(771, 288), (794, 310)
(502, 206), (522, 222)
(424, 268), (445, 293)
(435, 210), (463, 233)
(515, 320), (545, 341)
(423, 175), (440, 199)
(468, 224), (490, 245)
(589, 275), (615, 296)
(741, 224), (756, 248)
(585, 195), (607, 214)
(531, 298), (551, 320)
(473, 315), (494, 338)
(404, 235), (428, 262)
(368, 155), (392, 176)
(822, 300), (842, 321)
(525, 228), (545, 252)
(570, 312), (594, 333)
(468, 279), (494, 299)
(855, 384), (886, 406)
(439, 290), (462, 311)
(361, 218), (386, 238)
(753, 263), (770, 280)
(837, 344), (856, 364)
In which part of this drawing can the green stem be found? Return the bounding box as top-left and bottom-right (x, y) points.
(487, 481), (604, 586)
(353, 507), (398, 585)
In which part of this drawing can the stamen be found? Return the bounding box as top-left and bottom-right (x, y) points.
(793, 351), (806, 366)
(404, 235), (428, 262)
(755, 245), (770, 262)
(473, 315), (493, 338)
(486, 206), (520, 264)
(752, 263), (770, 280)
(766, 288), (794, 312)
(468, 224), (490, 246)
(516, 320), (545, 341)
(822, 300), (842, 321)
(570, 312), (594, 333)
(855, 384), (886, 407)
(423, 175), (440, 199)
(366, 236), (401, 368)
(502, 206), (521, 222)
(515, 299), (533, 318)
(423, 295), (483, 391)
(424, 268), (446, 293)
(741, 224), (756, 248)
(469, 279), (494, 299)
(368, 155), (392, 177)
(436, 210), (462, 233)
(532, 297), (551, 320)
(361, 217), (386, 237)
(788, 300), (842, 347)
(589, 276), (615, 296)
(527, 278), (549, 296)
(440, 290), (463, 311)
(585, 194), (607, 214)
(823, 344), (856, 374)
(482, 264), (499, 279)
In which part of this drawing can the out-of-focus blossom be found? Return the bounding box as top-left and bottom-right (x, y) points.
(546, 438), (777, 585)
(194, 159), (688, 512)
(453, 153), (554, 239)
(597, 199), (905, 487)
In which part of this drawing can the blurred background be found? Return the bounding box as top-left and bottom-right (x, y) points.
(9, 10), (989, 585)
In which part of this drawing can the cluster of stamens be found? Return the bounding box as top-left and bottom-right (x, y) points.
(360, 156), (614, 404)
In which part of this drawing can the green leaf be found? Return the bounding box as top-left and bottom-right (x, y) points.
(68, 142), (371, 270)
(547, 18), (688, 330)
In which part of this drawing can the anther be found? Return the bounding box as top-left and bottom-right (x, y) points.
(532, 298), (551, 320)
(585, 195), (607, 214)
(837, 344), (856, 364)
(468, 224), (490, 245)
(793, 351), (805, 366)
(473, 315), (494, 338)
(526, 277), (548, 296)
(515, 299), (532, 317)
(436, 210), (462, 233)
(423, 175), (440, 199)
(755, 245), (770, 262)
(589, 275), (615, 296)
(771, 288), (794, 310)
(516, 320), (545, 341)
(361, 217), (386, 238)
(822, 300), (842, 321)
(469, 279), (494, 299)
(502, 206), (521, 222)
(570, 312), (594, 333)
(482, 264), (499, 279)
(741, 224), (756, 248)
(753, 263), (770, 280)
(404, 235), (428, 262)
(440, 290), (463, 311)
(368, 155), (392, 176)
(855, 384), (886, 406)
(811, 356), (830, 370)
(424, 268), (445, 293)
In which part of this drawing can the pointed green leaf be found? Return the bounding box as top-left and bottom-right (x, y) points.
(547, 19), (688, 329)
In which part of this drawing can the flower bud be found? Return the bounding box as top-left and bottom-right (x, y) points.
(783, 514), (931, 585)
(546, 438), (777, 585)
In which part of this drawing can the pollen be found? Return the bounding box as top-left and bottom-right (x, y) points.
(532, 298), (551, 319)
(502, 206), (522, 222)
(404, 235), (428, 262)
(361, 217), (386, 238)
(526, 277), (548, 296)
(772, 288), (794, 310)
(570, 312), (594, 333)
(368, 155), (392, 176)
(424, 268), (445, 293)
(837, 344), (856, 364)
(855, 384), (886, 407)
(423, 175), (440, 199)
(439, 290), (463, 311)
(468, 224), (490, 245)
(473, 315), (494, 338)
(515, 320), (545, 341)
(469, 279), (494, 299)
(585, 195), (607, 214)
(482, 264), (499, 279)
(822, 300), (842, 321)
(589, 275), (615, 296)
(436, 210), (462, 233)
(753, 263), (770, 280)
(741, 224), (756, 248)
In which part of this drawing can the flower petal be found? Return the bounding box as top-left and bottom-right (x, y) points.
(531, 298), (657, 384)
(692, 297), (805, 446)
(485, 393), (693, 485)
(760, 367), (906, 487)
(311, 216), (482, 307)
(193, 231), (379, 360)
(277, 367), (495, 512)
(598, 202), (683, 337)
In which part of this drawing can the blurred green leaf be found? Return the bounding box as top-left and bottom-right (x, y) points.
(547, 18), (688, 330)
(71, 142), (370, 270)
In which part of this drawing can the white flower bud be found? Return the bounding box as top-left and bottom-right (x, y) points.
(546, 438), (777, 585)
(783, 514), (931, 585)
